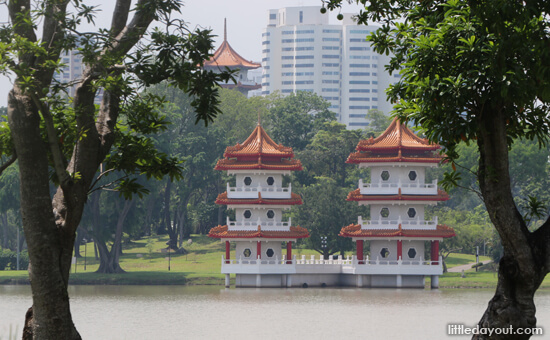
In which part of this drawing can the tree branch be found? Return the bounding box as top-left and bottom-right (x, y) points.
(0, 153), (17, 174)
(110, 0), (132, 37)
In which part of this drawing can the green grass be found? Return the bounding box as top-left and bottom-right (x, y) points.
(1, 236), (548, 289)
(444, 253), (491, 268)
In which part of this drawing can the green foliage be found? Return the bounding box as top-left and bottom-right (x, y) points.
(0, 249), (29, 271)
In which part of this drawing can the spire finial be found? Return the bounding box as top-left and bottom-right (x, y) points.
(224, 18), (227, 42)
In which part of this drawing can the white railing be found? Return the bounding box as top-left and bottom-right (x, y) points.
(227, 183), (292, 199)
(221, 255), (441, 267)
(358, 216), (438, 230)
(358, 179), (438, 195)
(227, 217), (291, 230)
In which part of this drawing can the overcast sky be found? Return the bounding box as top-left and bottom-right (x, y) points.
(0, 0), (364, 107)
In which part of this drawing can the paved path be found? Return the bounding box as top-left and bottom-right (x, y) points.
(447, 259), (492, 273)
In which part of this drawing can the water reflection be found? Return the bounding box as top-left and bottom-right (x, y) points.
(1, 285), (548, 339)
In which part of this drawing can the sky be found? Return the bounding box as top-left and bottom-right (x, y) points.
(0, 0), (365, 108)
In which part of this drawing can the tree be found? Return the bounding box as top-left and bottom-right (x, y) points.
(0, 1), (231, 338)
(327, 0), (550, 337)
(266, 91), (336, 150)
(363, 108), (391, 137)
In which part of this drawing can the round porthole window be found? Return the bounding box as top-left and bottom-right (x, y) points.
(243, 210), (252, 219)
(267, 210), (275, 219)
(381, 170), (390, 181)
(267, 176), (275, 186)
(408, 248), (417, 259)
(408, 170), (417, 181)
(266, 248), (275, 258)
(380, 207), (390, 218)
(244, 177), (252, 186)
(407, 208), (416, 218)
(380, 248), (390, 259)
(243, 249), (251, 258)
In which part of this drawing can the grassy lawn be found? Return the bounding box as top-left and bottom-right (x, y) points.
(1, 236), (549, 289)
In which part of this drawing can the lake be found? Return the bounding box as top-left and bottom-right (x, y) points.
(1, 285), (548, 339)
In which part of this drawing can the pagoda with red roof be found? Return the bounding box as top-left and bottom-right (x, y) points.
(209, 122), (308, 287)
(204, 19), (261, 96)
(340, 118), (455, 288)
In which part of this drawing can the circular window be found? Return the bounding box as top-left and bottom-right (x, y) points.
(381, 170), (390, 181)
(380, 248), (390, 259)
(266, 248), (275, 258)
(407, 208), (416, 218)
(380, 207), (390, 218)
(244, 177), (252, 186)
(408, 170), (417, 181)
(243, 249), (251, 258)
(267, 210), (275, 219)
(408, 248), (417, 259)
(267, 176), (275, 186)
(243, 210), (252, 219)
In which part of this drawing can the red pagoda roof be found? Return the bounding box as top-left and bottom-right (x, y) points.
(339, 224), (455, 238)
(215, 124), (302, 171)
(347, 118), (443, 164)
(204, 20), (260, 70)
(346, 188), (449, 202)
(208, 225), (309, 239)
(215, 192), (303, 206)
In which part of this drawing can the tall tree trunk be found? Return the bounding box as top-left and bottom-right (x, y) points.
(0, 212), (7, 249)
(474, 109), (547, 339)
(163, 179), (178, 249)
(96, 199), (133, 273)
(9, 87), (81, 339)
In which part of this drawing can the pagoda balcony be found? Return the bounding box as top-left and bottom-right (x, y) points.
(358, 179), (438, 195)
(358, 216), (438, 230)
(227, 217), (292, 230)
(226, 183), (292, 199)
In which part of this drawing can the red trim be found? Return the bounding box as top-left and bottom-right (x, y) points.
(225, 241), (230, 264)
(215, 192), (303, 206)
(431, 240), (439, 265)
(357, 240), (364, 264)
(339, 224), (455, 239)
(346, 188), (449, 202)
(397, 240), (402, 261)
(208, 225), (310, 239)
(286, 241), (292, 264)
(257, 241), (261, 260)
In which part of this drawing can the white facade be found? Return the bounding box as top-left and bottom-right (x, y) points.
(261, 7), (400, 129)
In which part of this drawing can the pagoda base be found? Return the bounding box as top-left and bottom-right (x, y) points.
(233, 273), (429, 289)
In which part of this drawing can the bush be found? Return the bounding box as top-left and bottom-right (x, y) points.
(0, 250), (15, 270)
(0, 249), (29, 270)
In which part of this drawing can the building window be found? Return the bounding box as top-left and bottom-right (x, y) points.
(243, 248), (252, 258)
(407, 208), (417, 218)
(350, 97), (370, 101)
(408, 248), (417, 259)
(380, 248), (390, 259)
(380, 207), (390, 218)
(322, 46), (340, 50)
(267, 177), (274, 186)
(295, 63), (314, 68)
(350, 89), (370, 93)
(322, 54), (340, 59)
(381, 170), (390, 181)
(349, 106), (370, 110)
(244, 177), (252, 186)
(243, 210), (252, 219)
(349, 72), (371, 76)
(266, 248), (275, 258)
(267, 210), (275, 219)
(349, 114), (367, 118)
(408, 171), (417, 181)
(269, 14), (276, 20)
(299, 11), (303, 23)
(322, 37), (340, 42)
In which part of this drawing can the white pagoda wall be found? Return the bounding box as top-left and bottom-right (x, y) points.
(235, 240), (283, 261)
(234, 207), (284, 224)
(234, 173), (284, 188)
(370, 166), (426, 185)
(369, 240), (425, 262)
(369, 204), (426, 222)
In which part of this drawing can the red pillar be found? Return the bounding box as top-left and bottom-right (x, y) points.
(225, 241), (230, 264)
(257, 241), (261, 259)
(397, 240), (402, 261)
(286, 241), (292, 264)
(431, 240), (439, 265)
(357, 240), (364, 264)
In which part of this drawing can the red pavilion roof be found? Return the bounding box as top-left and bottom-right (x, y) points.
(339, 223), (455, 238)
(208, 225), (309, 239)
(215, 124), (302, 171)
(346, 188), (449, 202)
(347, 118), (443, 164)
(215, 192), (303, 206)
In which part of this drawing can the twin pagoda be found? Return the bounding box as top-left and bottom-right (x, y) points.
(209, 119), (455, 288)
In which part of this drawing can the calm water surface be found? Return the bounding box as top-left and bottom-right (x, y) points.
(1, 285), (549, 339)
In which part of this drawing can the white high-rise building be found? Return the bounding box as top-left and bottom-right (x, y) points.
(261, 7), (400, 129)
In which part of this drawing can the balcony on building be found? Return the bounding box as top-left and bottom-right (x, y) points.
(358, 178), (438, 195)
(357, 216), (438, 230)
(226, 217), (292, 231)
(226, 182), (292, 199)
